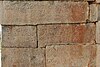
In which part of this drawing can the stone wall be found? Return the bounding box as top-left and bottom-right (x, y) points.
(0, 0), (100, 67)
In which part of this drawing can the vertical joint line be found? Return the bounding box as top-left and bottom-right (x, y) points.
(45, 47), (46, 67)
(36, 25), (38, 48)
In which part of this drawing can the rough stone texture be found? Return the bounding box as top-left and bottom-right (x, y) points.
(1, 1), (99, 67)
(98, 4), (100, 20)
(89, 4), (98, 22)
(2, 26), (37, 48)
(96, 45), (100, 67)
(38, 23), (95, 47)
(2, 48), (30, 67)
(1, 1), (88, 25)
(30, 48), (45, 67)
(96, 21), (100, 43)
(0, 1), (3, 24)
(2, 48), (45, 67)
(46, 44), (96, 67)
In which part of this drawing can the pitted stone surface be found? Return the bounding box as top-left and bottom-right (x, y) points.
(96, 21), (100, 43)
(0, 1), (99, 67)
(2, 48), (45, 67)
(38, 23), (95, 47)
(2, 48), (30, 67)
(1, 1), (88, 25)
(96, 45), (100, 67)
(90, 4), (98, 22)
(46, 45), (96, 67)
(30, 48), (45, 67)
(2, 26), (37, 48)
(98, 4), (100, 20)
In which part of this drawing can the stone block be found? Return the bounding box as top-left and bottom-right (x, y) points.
(96, 45), (100, 67)
(46, 44), (96, 67)
(1, 1), (88, 25)
(2, 48), (45, 67)
(2, 26), (37, 48)
(89, 4), (98, 22)
(38, 23), (95, 47)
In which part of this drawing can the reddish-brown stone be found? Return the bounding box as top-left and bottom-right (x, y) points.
(69, 2), (88, 22)
(38, 23), (95, 47)
(46, 44), (96, 67)
(1, 1), (88, 25)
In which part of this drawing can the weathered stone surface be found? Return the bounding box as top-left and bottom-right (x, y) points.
(46, 44), (96, 67)
(2, 48), (45, 67)
(2, 48), (30, 67)
(96, 21), (100, 43)
(0, 1), (3, 24)
(38, 23), (95, 47)
(98, 4), (100, 20)
(89, 4), (98, 22)
(1, 1), (88, 25)
(30, 48), (45, 67)
(2, 26), (37, 48)
(96, 45), (100, 67)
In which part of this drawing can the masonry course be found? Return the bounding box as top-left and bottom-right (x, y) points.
(1, 1), (89, 25)
(38, 23), (95, 47)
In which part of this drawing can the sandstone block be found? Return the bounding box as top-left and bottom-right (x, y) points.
(98, 4), (100, 20)
(2, 26), (37, 48)
(96, 45), (100, 67)
(2, 48), (45, 67)
(89, 4), (98, 22)
(1, 1), (88, 25)
(96, 21), (100, 43)
(30, 48), (45, 67)
(38, 23), (95, 47)
(2, 48), (30, 67)
(46, 44), (96, 67)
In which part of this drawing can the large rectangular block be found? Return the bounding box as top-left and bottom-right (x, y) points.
(2, 48), (45, 67)
(38, 23), (95, 47)
(1, 1), (88, 25)
(2, 26), (37, 48)
(46, 44), (96, 67)
(89, 4), (98, 22)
